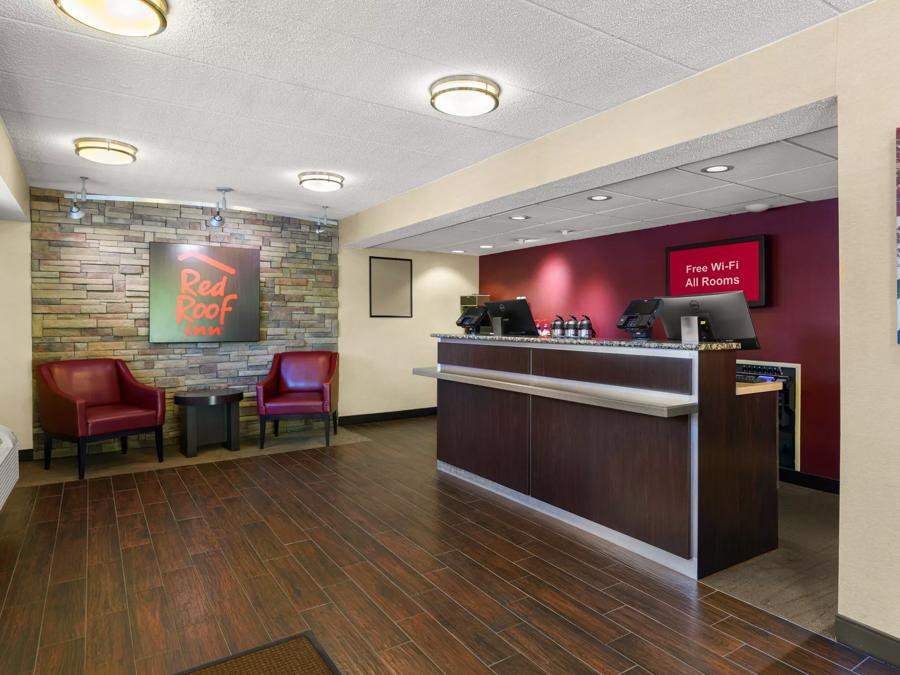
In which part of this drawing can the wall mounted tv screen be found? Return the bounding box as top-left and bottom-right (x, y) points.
(666, 235), (767, 307)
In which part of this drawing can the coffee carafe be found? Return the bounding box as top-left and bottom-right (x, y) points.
(578, 315), (595, 339)
(551, 315), (565, 338)
(564, 315), (579, 338)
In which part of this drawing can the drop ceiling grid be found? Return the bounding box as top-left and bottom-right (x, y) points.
(381, 131), (838, 255)
(0, 0), (866, 220)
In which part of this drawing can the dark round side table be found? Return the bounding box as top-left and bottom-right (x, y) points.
(173, 389), (244, 457)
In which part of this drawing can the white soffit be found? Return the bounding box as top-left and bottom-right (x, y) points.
(0, 0), (867, 220)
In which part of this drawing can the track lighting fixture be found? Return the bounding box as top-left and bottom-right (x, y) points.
(208, 188), (233, 227)
(313, 205), (336, 234)
(68, 177), (88, 220)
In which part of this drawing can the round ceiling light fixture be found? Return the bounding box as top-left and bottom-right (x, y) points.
(701, 164), (733, 174)
(479, 244), (494, 249)
(54, 0), (168, 37)
(451, 250), (465, 254)
(588, 194), (611, 201)
(509, 215), (530, 221)
(298, 171), (344, 192)
(73, 137), (138, 165)
(430, 75), (501, 117)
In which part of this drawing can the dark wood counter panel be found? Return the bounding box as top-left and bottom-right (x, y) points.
(425, 337), (779, 579)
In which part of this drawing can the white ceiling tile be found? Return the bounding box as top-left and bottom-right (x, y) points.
(792, 186), (839, 202)
(600, 200), (699, 221)
(785, 127), (838, 158)
(528, 0), (836, 70)
(602, 169), (726, 199)
(643, 210), (720, 226)
(744, 161), (837, 195)
(679, 141), (833, 182)
(663, 184), (778, 210)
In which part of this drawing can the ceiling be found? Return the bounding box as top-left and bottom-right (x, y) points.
(377, 127), (838, 255)
(0, 1), (868, 220)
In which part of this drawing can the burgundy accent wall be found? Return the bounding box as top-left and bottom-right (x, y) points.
(479, 199), (840, 480)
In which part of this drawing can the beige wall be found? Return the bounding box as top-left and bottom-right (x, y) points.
(342, 0), (900, 644)
(0, 220), (32, 448)
(337, 244), (477, 417)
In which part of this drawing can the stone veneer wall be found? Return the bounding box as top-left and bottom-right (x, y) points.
(30, 187), (338, 458)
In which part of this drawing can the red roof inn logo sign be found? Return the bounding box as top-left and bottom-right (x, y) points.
(149, 243), (260, 343)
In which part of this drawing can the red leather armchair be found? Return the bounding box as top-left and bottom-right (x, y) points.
(256, 351), (338, 449)
(36, 359), (166, 480)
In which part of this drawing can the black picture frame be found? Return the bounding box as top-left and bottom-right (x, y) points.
(369, 256), (413, 318)
(665, 235), (768, 308)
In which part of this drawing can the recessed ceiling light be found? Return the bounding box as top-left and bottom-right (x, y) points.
(588, 194), (611, 201)
(430, 75), (501, 117)
(54, 0), (168, 37)
(298, 171), (345, 192)
(479, 244), (494, 249)
(451, 250), (465, 254)
(509, 215), (530, 221)
(701, 164), (733, 173)
(73, 137), (137, 165)
(560, 229), (572, 236)
(744, 203), (771, 213)
(516, 238), (541, 245)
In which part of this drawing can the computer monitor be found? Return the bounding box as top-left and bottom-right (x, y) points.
(657, 291), (760, 349)
(484, 299), (539, 336)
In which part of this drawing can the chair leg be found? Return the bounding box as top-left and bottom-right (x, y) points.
(43, 435), (52, 470)
(154, 427), (164, 463)
(273, 420), (280, 437)
(77, 439), (87, 481)
(120, 436), (128, 454)
(323, 413), (331, 448)
(259, 417), (267, 449)
(333, 410), (338, 435)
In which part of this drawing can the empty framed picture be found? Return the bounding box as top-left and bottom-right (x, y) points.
(369, 256), (413, 318)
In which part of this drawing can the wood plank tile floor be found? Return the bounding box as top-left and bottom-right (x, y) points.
(0, 418), (896, 674)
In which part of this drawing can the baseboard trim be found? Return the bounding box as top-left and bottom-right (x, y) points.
(836, 614), (900, 668)
(18, 449), (33, 462)
(779, 468), (839, 494)
(339, 407), (436, 426)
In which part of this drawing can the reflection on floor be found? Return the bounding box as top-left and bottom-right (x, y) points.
(705, 481), (839, 637)
(2, 417), (888, 674)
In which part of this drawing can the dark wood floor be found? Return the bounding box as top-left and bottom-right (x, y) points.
(0, 418), (896, 674)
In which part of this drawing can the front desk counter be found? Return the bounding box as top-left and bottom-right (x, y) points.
(415, 334), (782, 579)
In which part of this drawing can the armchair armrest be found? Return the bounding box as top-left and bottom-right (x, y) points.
(256, 355), (280, 415)
(116, 361), (166, 425)
(36, 368), (87, 437)
(321, 356), (339, 412)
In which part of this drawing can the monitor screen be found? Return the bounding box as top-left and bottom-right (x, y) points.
(656, 291), (760, 349)
(666, 236), (767, 307)
(484, 299), (539, 336)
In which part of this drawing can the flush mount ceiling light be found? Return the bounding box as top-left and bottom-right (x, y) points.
(54, 0), (168, 36)
(430, 75), (501, 117)
(588, 194), (611, 201)
(68, 176), (88, 220)
(509, 215), (530, 221)
(298, 171), (344, 193)
(208, 187), (232, 227)
(701, 164), (733, 174)
(73, 137), (138, 165)
(744, 203), (771, 213)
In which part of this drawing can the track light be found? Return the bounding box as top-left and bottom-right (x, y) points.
(68, 177), (88, 220)
(208, 187), (233, 227)
(313, 205), (333, 235)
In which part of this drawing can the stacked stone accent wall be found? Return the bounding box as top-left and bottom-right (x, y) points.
(30, 188), (338, 458)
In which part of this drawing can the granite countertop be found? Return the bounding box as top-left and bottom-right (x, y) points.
(431, 333), (742, 351)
